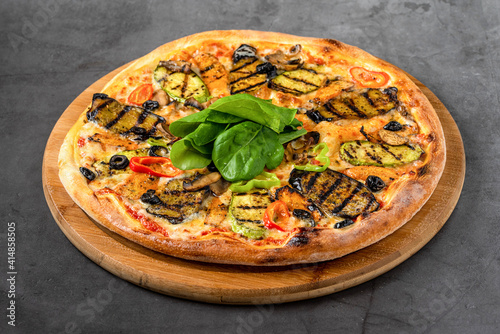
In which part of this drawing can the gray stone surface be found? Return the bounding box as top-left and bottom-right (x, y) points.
(1, 0), (499, 333)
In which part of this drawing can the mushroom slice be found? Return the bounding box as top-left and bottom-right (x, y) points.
(378, 128), (409, 145)
(209, 178), (231, 196)
(183, 172), (221, 191)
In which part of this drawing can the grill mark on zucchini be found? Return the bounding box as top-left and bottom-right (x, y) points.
(345, 100), (367, 118)
(229, 71), (262, 85)
(380, 144), (402, 161)
(306, 172), (321, 192)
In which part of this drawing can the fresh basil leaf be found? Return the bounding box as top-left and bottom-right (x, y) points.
(170, 138), (211, 170)
(278, 128), (308, 144)
(213, 122), (270, 181)
(207, 94), (297, 133)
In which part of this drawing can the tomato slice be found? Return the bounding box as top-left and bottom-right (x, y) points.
(127, 83), (154, 106)
(350, 67), (390, 88)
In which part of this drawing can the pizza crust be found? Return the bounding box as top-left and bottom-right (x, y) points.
(59, 30), (445, 266)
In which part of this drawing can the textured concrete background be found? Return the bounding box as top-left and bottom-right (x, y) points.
(1, 0), (499, 333)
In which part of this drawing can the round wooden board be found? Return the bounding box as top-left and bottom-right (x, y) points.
(43, 64), (465, 305)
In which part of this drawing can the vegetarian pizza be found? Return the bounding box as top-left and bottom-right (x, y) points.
(58, 30), (445, 266)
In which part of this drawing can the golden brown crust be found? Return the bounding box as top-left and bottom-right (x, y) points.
(59, 30), (445, 266)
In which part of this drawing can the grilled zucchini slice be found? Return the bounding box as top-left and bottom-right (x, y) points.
(87, 95), (165, 138)
(289, 169), (379, 218)
(269, 69), (325, 95)
(154, 60), (210, 103)
(340, 141), (424, 167)
(229, 190), (271, 239)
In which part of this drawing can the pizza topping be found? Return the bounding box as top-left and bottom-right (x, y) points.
(151, 89), (170, 107)
(269, 68), (325, 96)
(109, 154), (130, 170)
(293, 142), (330, 172)
(209, 178), (231, 196)
(340, 141), (423, 167)
(140, 189), (162, 205)
(383, 121), (403, 131)
(378, 128), (409, 145)
(229, 171), (281, 193)
(127, 83), (154, 106)
(342, 166), (400, 186)
(142, 100), (160, 112)
(262, 201), (290, 232)
(145, 177), (208, 224)
(275, 186), (320, 225)
(79, 167), (96, 181)
(307, 87), (398, 123)
(154, 60), (210, 103)
(350, 67), (390, 88)
(129, 156), (183, 178)
(193, 52), (230, 98)
(230, 46), (267, 94)
(87, 95), (165, 140)
(289, 169), (379, 218)
(333, 219), (355, 229)
(229, 190), (272, 239)
(264, 45), (303, 71)
(183, 172), (221, 191)
(365, 175), (386, 192)
(184, 97), (204, 110)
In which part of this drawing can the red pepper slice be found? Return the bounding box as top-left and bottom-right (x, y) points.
(129, 156), (183, 178)
(127, 83), (153, 106)
(263, 200), (290, 232)
(350, 67), (390, 88)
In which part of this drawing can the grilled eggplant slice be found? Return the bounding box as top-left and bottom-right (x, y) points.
(87, 95), (165, 139)
(154, 60), (210, 103)
(229, 45), (267, 94)
(229, 190), (271, 239)
(340, 140), (424, 167)
(307, 87), (398, 123)
(269, 68), (325, 95)
(289, 169), (379, 218)
(145, 177), (208, 224)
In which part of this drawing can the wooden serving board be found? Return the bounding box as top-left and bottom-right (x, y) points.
(42, 64), (465, 305)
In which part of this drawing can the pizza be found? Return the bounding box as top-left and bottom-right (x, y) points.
(58, 30), (445, 266)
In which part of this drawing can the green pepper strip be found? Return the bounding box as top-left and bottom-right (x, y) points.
(147, 137), (170, 148)
(229, 172), (281, 193)
(294, 142), (330, 172)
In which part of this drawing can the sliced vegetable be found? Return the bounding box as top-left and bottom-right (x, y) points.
(262, 200), (290, 231)
(350, 67), (390, 88)
(169, 139), (212, 170)
(229, 45), (267, 94)
(127, 84), (154, 106)
(294, 142), (330, 172)
(87, 95), (165, 139)
(269, 68), (325, 95)
(229, 190), (271, 239)
(229, 172), (281, 193)
(129, 156), (183, 178)
(289, 169), (379, 218)
(340, 141), (424, 167)
(154, 60), (210, 103)
(109, 155), (129, 170)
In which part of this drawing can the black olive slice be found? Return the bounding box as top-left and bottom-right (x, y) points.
(383, 121), (403, 131)
(79, 167), (96, 181)
(148, 146), (169, 157)
(366, 175), (386, 192)
(292, 209), (311, 220)
(232, 44), (257, 63)
(92, 93), (108, 100)
(334, 219), (354, 229)
(256, 62), (278, 79)
(142, 100), (160, 111)
(109, 155), (129, 170)
(140, 190), (162, 205)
